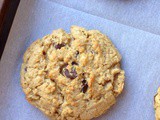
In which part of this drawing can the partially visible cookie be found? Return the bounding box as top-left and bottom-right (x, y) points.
(21, 26), (125, 120)
(154, 88), (160, 120)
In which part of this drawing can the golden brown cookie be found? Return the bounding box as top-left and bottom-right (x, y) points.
(154, 88), (160, 120)
(21, 26), (125, 120)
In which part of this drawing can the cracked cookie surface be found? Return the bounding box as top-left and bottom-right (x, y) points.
(21, 26), (125, 120)
(155, 88), (160, 120)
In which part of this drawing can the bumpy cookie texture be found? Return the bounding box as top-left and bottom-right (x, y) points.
(155, 88), (160, 120)
(21, 26), (125, 120)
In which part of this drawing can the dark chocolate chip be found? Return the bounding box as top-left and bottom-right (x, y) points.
(82, 79), (86, 84)
(55, 43), (65, 49)
(71, 61), (78, 65)
(60, 64), (77, 79)
(64, 69), (71, 78)
(43, 51), (46, 55)
(64, 68), (77, 79)
(81, 79), (88, 93)
(81, 83), (88, 93)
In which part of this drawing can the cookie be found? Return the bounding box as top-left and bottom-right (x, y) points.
(21, 26), (125, 120)
(154, 87), (160, 120)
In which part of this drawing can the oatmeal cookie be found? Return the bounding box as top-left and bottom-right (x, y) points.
(21, 26), (125, 120)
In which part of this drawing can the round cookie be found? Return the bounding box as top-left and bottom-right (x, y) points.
(21, 26), (125, 120)
(154, 88), (160, 120)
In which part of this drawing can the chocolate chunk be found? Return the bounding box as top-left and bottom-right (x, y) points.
(43, 51), (46, 55)
(60, 64), (77, 79)
(64, 68), (77, 79)
(81, 83), (88, 93)
(55, 43), (65, 49)
(82, 79), (86, 84)
(64, 69), (70, 78)
(71, 61), (78, 65)
(81, 79), (88, 93)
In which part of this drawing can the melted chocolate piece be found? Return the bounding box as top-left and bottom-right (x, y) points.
(82, 84), (88, 93)
(82, 79), (86, 84)
(71, 61), (78, 65)
(55, 43), (65, 49)
(81, 79), (88, 93)
(60, 64), (77, 79)
(64, 68), (77, 79)
(43, 51), (46, 55)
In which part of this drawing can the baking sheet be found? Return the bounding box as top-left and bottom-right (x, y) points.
(0, 0), (160, 119)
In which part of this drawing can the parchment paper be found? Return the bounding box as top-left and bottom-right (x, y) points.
(54, 0), (160, 35)
(0, 0), (160, 120)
